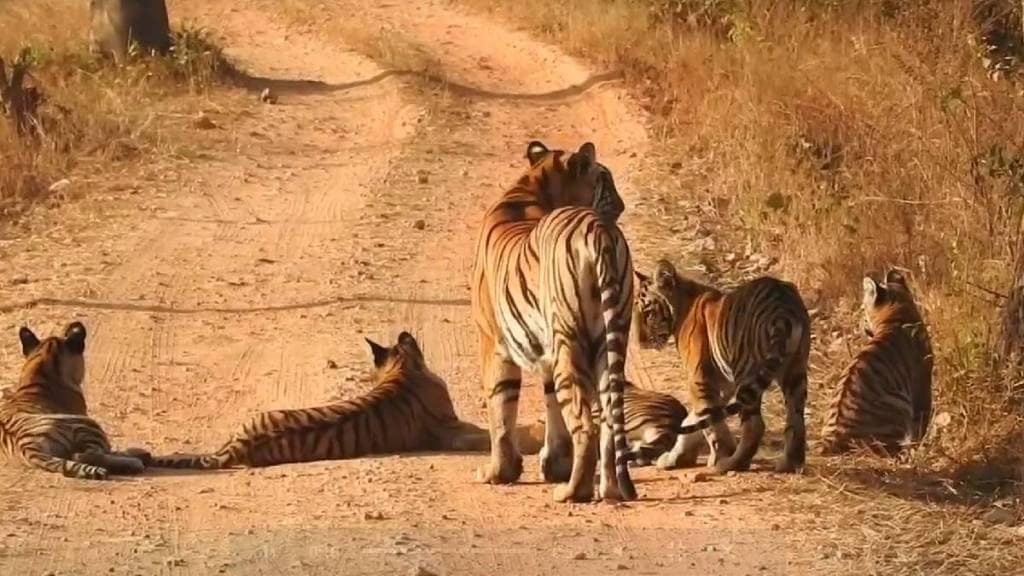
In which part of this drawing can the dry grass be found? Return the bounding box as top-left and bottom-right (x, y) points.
(459, 0), (1024, 570)
(0, 2), (234, 220)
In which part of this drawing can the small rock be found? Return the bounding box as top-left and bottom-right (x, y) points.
(933, 412), (953, 429)
(409, 566), (439, 576)
(982, 507), (1016, 526)
(326, 359), (339, 369)
(164, 557), (186, 567)
(417, 171), (430, 184)
(682, 510), (695, 517)
(197, 487), (214, 494)
(725, 471), (738, 477)
(571, 551), (587, 560)
(10, 276), (29, 286)
(363, 510), (385, 521)
(701, 544), (718, 552)
(259, 87), (278, 104)
(412, 219), (426, 230)
(615, 563), (629, 570)
(716, 498), (728, 505)
(770, 523), (781, 531)
(690, 471), (710, 483)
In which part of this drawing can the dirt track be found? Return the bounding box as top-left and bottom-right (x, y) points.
(0, 1), (830, 574)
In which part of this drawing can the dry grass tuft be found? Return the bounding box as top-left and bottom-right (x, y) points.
(0, 3), (235, 220)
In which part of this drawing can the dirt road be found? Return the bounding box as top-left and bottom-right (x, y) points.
(0, 1), (829, 574)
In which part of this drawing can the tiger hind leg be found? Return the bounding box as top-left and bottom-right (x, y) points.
(25, 450), (108, 480)
(551, 356), (597, 503)
(776, 370), (807, 473)
(475, 338), (524, 485)
(73, 450), (146, 475)
(713, 390), (765, 474)
(539, 380), (572, 483)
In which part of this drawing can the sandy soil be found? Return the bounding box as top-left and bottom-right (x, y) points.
(0, 1), (840, 574)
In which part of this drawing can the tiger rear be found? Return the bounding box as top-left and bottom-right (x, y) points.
(1, 322), (151, 480)
(633, 260), (811, 474)
(151, 332), (489, 469)
(820, 270), (933, 455)
(472, 140), (636, 503)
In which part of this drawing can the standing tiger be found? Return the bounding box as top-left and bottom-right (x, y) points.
(633, 260), (811, 473)
(471, 140), (638, 503)
(820, 270), (933, 455)
(150, 332), (490, 469)
(1, 321), (151, 480)
(622, 379), (743, 467)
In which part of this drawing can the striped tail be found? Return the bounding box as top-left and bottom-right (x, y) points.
(595, 229), (636, 501)
(150, 440), (238, 470)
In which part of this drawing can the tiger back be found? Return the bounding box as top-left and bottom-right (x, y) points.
(1, 322), (150, 480)
(151, 332), (489, 469)
(633, 259), (811, 474)
(820, 270), (933, 455)
(471, 140), (636, 503)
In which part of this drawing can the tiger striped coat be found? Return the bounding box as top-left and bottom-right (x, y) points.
(471, 140), (636, 503)
(1, 322), (151, 480)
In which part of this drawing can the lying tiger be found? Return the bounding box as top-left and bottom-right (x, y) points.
(820, 270), (933, 455)
(622, 380), (742, 467)
(633, 260), (811, 473)
(151, 332), (490, 469)
(0, 321), (152, 480)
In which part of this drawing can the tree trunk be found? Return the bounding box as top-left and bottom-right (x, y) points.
(89, 0), (171, 65)
(0, 51), (43, 139)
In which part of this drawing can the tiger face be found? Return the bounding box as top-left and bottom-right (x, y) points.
(524, 140), (625, 222)
(365, 331), (430, 378)
(18, 321), (88, 390)
(861, 269), (920, 337)
(632, 261), (678, 350)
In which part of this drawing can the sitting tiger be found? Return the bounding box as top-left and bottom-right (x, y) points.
(1, 321), (152, 480)
(820, 270), (933, 455)
(633, 260), (811, 473)
(622, 380), (742, 467)
(151, 332), (489, 469)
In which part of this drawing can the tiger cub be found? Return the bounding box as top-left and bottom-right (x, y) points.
(820, 270), (933, 455)
(622, 380), (742, 467)
(0, 322), (151, 480)
(633, 260), (811, 473)
(151, 332), (489, 469)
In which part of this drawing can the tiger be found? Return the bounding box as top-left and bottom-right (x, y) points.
(621, 379), (719, 467)
(819, 269), (933, 455)
(633, 259), (811, 474)
(150, 332), (490, 469)
(471, 139), (651, 503)
(1, 321), (152, 480)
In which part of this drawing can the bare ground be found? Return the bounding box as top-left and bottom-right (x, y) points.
(1, 1), (1018, 575)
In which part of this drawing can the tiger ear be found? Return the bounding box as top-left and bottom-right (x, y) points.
(862, 277), (881, 306)
(525, 140), (549, 166)
(884, 268), (907, 288)
(365, 338), (390, 368)
(654, 260), (676, 291)
(567, 142), (596, 177)
(397, 331), (422, 358)
(64, 322), (86, 355)
(18, 326), (39, 357)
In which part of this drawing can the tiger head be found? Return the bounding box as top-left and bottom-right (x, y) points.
(365, 331), (435, 381)
(632, 260), (683, 350)
(524, 140), (625, 222)
(861, 269), (924, 338)
(16, 321), (88, 392)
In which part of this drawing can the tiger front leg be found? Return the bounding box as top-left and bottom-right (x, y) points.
(656, 430), (703, 470)
(538, 380), (573, 483)
(475, 340), (524, 485)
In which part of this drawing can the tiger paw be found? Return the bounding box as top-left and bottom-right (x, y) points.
(713, 456), (751, 475)
(121, 448), (153, 467)
(773, 458), (803, 474)
(475, 456), (523, 484)
(655, 450), (694, 471)
(538, 445), (572, 483)
(553, 482), (594, 503)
